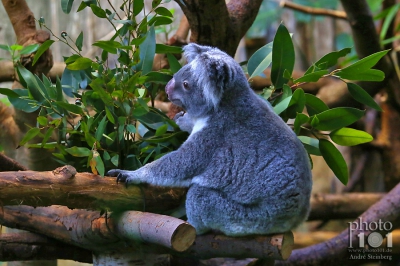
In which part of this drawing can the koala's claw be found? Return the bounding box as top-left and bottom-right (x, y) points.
(107, 169), (128, 184)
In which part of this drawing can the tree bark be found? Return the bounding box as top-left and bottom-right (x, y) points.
(0, 165), (186, 212)
(308, 193), (384, 220)
(174, 0), (263, 56)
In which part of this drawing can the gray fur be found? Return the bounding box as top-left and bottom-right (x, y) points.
(107, 43), (312, 236)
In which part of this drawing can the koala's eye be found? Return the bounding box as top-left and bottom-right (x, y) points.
(183, 81), (189, 90)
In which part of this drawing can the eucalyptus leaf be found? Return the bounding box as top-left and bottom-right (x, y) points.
(247, 41), (273, 79)
(271, 24), (295, 89)
(313, 107), (365, 131)
(61, 0), (74, 14)
(18, 127), (41, 147)
(298, 136), (321, 156)
(76, 31), (84, 51)
(139, 27), (156, 75)
(330, 128), (373, 146)
(65, 146), (91, 157)
(347, 83), (382, 111)
(319, 139), (348, 185)
(305, 93), (329, 116)
(67, 57), (93, 70)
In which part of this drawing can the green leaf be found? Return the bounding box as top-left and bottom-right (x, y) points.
(133, 0), (144, 16)
(380, 4), (400, 41)
(0, 44), (11, 52)
(336, 69), (385, 81)
(92, 40), (121, 54)
(247, 41), (273, 79)
(273, 96), (292, 115)
(155, 44), (182, 54)
(298, 136), (321, 156)
(149, 16), (173, 27)
(305, 93), (329, 116)
(294, 113), (309, 135)
(41, 127), (55, 147)
(3, 88), (39, 113)
(319, 139), (348, 185)
(310, 48), (352, 72)
(0, 88), (20, 98)
(61, 0), (74, 14)
(347, 83), (382, 111)
(55, 101), (83, 114)
(67, 57), (93, 70)
(145, 71), (172, 84)
(37, 116), (48, 126)
(313, 107), (365, 131)
(65, 146), (91, 157)
(293, 70), (328, 83)
(95, 116), (107, 141)
(167, 53), (181, 73)
(16, 65), (45, 102)
(20, 44), (39, 55)
(18, 127), (40, 147)
(286, 88), (305, 118)
(336, 50), (389, 79)
(76, 31), (84, 51)
(271, 24), (295, 89)
(90, 4), (107, 18)
(330, 128), (373, 146)
(154, 7), (173, 17)
(139, 26), (156, 75)
(94, 152), (105, 176)
(155, 124), (168, 136)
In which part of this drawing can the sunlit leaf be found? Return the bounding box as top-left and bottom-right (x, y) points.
(18, 127), (40, 147)
(330, 127), (373, 146)
(66, 57), (93, 70)
(65, 146), (91, 157)
(297, 136), (321, 156)
(247, 41), (273, 79)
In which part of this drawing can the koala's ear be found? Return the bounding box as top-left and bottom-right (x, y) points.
(183, 43), (212, 62)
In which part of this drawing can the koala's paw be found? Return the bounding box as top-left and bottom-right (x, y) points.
(106, 169), (142, 187)
(174, 111), (193, 133)
(173, 111), (186, 121)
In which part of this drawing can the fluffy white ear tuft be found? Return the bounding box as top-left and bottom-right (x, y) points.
(183, 43), (212, 62)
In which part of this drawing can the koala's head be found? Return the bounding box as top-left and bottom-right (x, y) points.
(165, 43), (245, 117)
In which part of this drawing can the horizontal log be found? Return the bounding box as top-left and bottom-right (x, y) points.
(308, 193), (384, 220)
(0, 205), (194, 252)
(0, 205), (291, 261)
(0, 165), (186, 213)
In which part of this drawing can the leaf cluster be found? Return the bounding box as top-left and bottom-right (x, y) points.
(247, 24), (387, 185)
(0, 0), (183, 176)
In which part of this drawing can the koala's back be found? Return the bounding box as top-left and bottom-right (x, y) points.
(187, 89), (312, 236)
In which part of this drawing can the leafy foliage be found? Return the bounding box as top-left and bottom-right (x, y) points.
(248, 24), (387, 185)
(0, 0), (185, 176)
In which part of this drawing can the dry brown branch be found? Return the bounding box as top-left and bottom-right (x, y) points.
(0, 153), (27, 171)
(280, 1), (347, 20)
(293, 230), (400, 253)
(276, 181), (400, 265)
(0, 165), (186, 212)
(308, 193), (384, 220)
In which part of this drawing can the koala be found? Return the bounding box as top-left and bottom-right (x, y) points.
(107, 43), (312, 236)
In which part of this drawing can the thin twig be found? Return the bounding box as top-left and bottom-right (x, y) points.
(280, 1), (347, 20)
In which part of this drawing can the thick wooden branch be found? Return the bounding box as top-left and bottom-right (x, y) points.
(0, 205), (292, 261)
(308, 193), (384, 220)
(0, 205), (195, 252)
(227, 0), (264, 39)
(280, 1), (347, 20)
(276, 181), (400, 266)
(0, 165), (186, 212)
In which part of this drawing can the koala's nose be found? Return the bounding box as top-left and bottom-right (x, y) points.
(165, 78), (175, 96)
